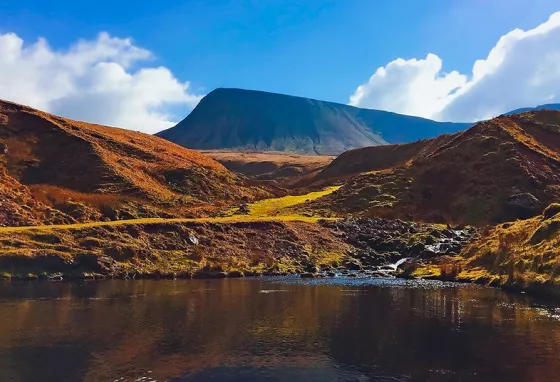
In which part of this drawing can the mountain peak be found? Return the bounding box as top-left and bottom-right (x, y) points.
(157, 88), (470, 155)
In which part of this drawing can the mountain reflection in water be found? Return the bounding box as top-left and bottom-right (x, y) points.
(0, 277), (559, 382)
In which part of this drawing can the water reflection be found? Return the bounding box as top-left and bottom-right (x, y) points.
(0, 278), (558, 382)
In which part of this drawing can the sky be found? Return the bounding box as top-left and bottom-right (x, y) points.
(1, 0), (560, 133)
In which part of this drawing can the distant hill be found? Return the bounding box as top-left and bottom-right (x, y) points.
(0, 99), (267, 226)
(156, 88), (471, 155)
(203, 151), (334, 182)
(506, 103), (560, 115)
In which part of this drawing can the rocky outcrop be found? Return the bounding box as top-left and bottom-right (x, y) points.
(320, 218), (476, 277)
(504, 193), (542, 220)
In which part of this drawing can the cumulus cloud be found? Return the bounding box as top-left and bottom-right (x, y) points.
(0, 32), (203, 133)
(350, 12), (560, 122)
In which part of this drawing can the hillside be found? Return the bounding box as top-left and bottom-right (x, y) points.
(459, 203), (560, 292)
(156, 88), (470, 155)
(400, 203), (560, 296)
(0, 99), (268, 226)
(303, 110), (560, 225)
(203, 150), (334, 181)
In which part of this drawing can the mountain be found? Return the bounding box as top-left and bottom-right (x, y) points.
(0, 99), (268, 226)
(506, 103), (560, 115)
(303, 110), (560, 225)
(156, 88), (471, 155)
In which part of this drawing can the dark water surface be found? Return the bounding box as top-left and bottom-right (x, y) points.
(0, 277), (559, 382)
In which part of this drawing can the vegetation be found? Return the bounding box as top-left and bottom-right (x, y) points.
(304, 111), (560, 226)
(203, 150), (334, 182)
(226, 186), (340, 217)
(457, 205), (560, 293)
(0, 99), (270, 227)
(401, 203), (560, 295)
(0, 220), (350, 279)
(2, 99), (560, 297)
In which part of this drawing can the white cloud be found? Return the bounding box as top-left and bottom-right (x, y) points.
(350, 12), (560, 122)
(0, 32), (203, 133)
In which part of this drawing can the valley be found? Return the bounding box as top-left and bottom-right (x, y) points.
(0, 98), (559, 296)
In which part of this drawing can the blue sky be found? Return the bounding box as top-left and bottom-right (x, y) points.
(1, 0), (558, 101)
(1, 0), (560, 131)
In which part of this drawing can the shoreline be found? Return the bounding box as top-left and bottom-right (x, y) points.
(2, 270), (558, 299)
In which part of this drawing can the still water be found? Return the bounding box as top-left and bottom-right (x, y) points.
(0, 277), (559, 382)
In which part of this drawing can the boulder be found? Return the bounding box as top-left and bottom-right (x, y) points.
(420, 249), (438, 259)
(543, 203), (560, 219)
(408, 242), (425, 256)
(188, 233), (199, 245)
(346, 261), (362, 270)
(304, 264), (320, 273)
(227, 270), (244, 278)
(504, 193), (541, 219)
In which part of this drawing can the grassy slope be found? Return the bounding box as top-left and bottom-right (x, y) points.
(0, 99), (270, 226)
(402, 204), (560, 295)
(305, 111), (560, 225)
(458, 204), (560, 291)
(0, 186), (346, 278)
(0, 186), (340, 233)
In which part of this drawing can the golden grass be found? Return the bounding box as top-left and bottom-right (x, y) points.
(0, 186), (342, 233)
(0, 215), (337, 233)
(0, 220), (350, 279)
(0, 98), (269, 225)
(438, 207), (560, 292)
(236, 186), (341, 217)
(304, 111), (560, 226)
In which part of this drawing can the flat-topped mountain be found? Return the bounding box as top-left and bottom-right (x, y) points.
(156, 88), (471, 155)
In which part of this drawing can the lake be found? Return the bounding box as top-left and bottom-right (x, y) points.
(0, 277), (559, 382)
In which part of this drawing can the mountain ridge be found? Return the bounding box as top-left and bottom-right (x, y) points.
(156, 88), (471, 155)
(506, 103), (560, 115)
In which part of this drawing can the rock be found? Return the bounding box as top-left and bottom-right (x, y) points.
(505, 193), (541, 219)
(408, 242), (425, 256)
(543, 203), (560, 219)
(304, 264), (320, 273)
(188, 233), (199, 245)
(429, 230), (442, 239)
(420, 249), (437, 259)
(385, 252), (402, 263)
(441, 229), (454, 238)
(227, 270), (244, 278)
(300, 273), (316, 278)
(439, 243), (453, 253)
(346, 261), (362, 270)
(194, 266), (227, 279)
(424, 235), (437, 245)
(237, 203), (250, 215)
(327, 271), (336, 277)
